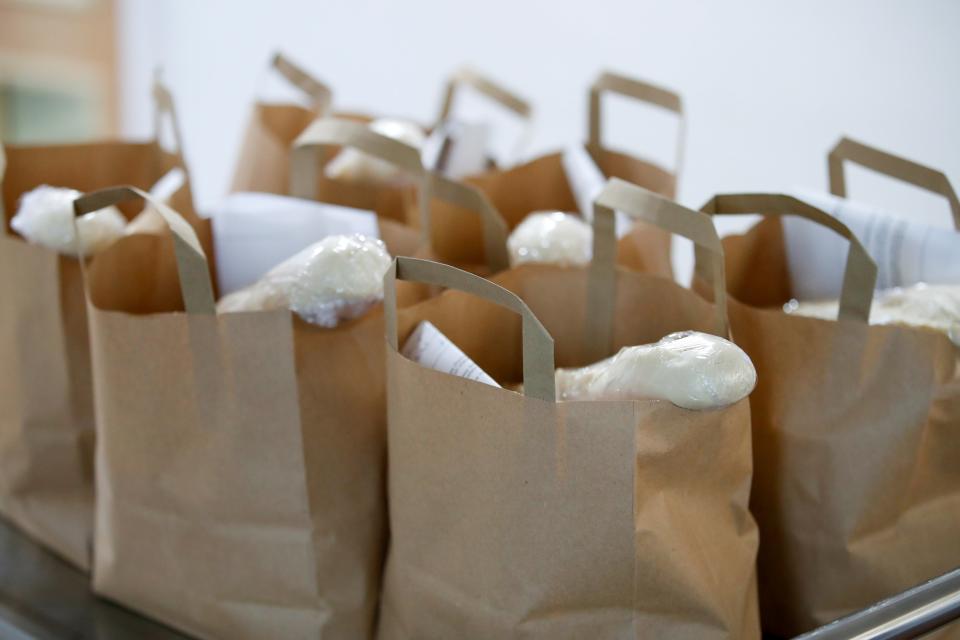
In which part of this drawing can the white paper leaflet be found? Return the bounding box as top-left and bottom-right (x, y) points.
(401, 321), (500, 388)
(561, 145), (631, 238)
(783, 188), (960, 301)
(422, 119), (491, 178)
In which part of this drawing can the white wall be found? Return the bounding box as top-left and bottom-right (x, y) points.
(118, 0), (960, 233)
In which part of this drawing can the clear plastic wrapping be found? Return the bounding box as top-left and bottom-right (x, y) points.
(555, 331), (757, 410)
(210, 192), (379, 296)
(784, 282), (960, 346)
(217, 234), (392, 328)
(11, 185), (126, 257)
(324, 118), (426, 185)
(506, 211), (592, 267)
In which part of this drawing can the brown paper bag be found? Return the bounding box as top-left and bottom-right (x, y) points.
(290, 115), (429, 229)
(289, 117), (512, 278)
(427, 72), (683, 278)
(230, 52), (333, 195)
(694, 194), (960, 637)
(415, 171), (510, 275)
(83, 184), (420, 640)
(433, 66), (533, 167)
(378, 179), (759, 639)
(0, 82), (205, 571)
(282, 67), (530, 224)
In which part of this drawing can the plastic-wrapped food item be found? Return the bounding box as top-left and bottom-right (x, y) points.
(556, 331), (757, 410)
(210, 192), (379, 296)
(11, 185), (126, 257)
(324, 118), (426, 185)
(784, 283), (960, 346)
(217, 234), (392, 328)
(507, 211), (592, 267)
(401, 323), (756, 410)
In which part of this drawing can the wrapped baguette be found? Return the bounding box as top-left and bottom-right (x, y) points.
(12, 185), (125, 257)
(784, 283), (960, 346)
(506, 211), (592, 267)
(556, 331), (756, 410)
(403, 322), (756, 410)
(218, 234), (392, 327)
(324, 118), (426, 185)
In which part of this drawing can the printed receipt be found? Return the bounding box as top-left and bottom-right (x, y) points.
(401, 321), (500, 388)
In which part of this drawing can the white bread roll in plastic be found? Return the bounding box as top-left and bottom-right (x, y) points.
(785, 283), (960, 346)
(12, 185), (126, 257)
(507, 211), (592, 267)
(324, 118), (426, 185)
(556, 331), (757, 410)
(217, 234), (392, 328)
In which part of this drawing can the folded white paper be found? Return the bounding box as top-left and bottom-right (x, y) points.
(401, 321), (500, 387)
(422, 119), (491, 178)
(211, 192), (379, 295)
(785, 188), (960, 300)
(561, 145), (631, 238)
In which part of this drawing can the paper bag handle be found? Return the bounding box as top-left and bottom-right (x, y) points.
(437, 67), (532, 123)
(270, 52), (333, 113)
(428, 173), (510, 272)
(73, 186), (216, 315)
(698, 193), (878, 322)
(291, 117), (431, 244)
(588, 71), (685, 177)
(586, 178), (728, 361)
(385, 257), (556, 402)
(436, 67), (532, 161)
(828, 137), (960, 230)
(152, 73), (187, 158)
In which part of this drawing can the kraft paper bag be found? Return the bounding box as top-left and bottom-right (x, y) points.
(83, 183), (423, 640)
(0, 82), (205, 571)
(286, 69), (531, 225)
(411, 171), (510, 276)
(693, 194), (960, 637)
(290, 117), (512, 279)
(378, 179), (759, 639)
(230, 52), (333, 195)
(427, 72), (683, 278)
(433, 65), (534, 168)
(290, 116), (430, 236)
(236, 115), (427, 289)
